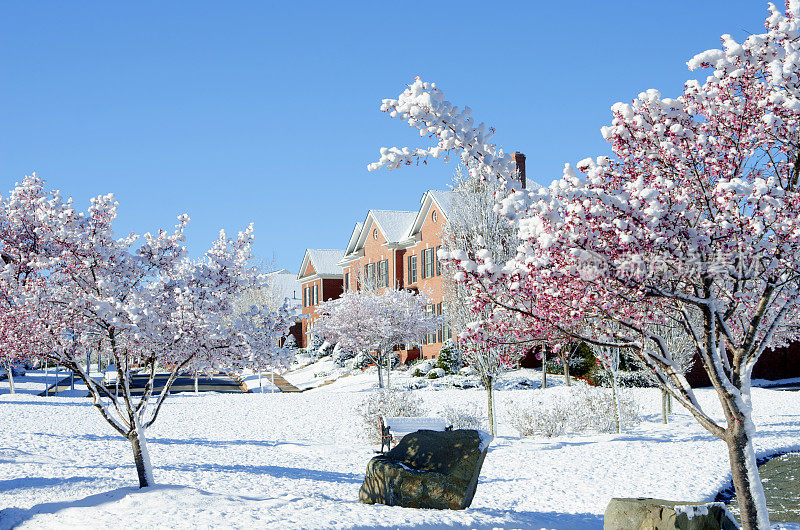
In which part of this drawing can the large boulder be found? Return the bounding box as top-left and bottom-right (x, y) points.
(359, 429), (492, 510)
(604, 498), (739, 530)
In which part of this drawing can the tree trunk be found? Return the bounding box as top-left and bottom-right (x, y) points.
(376, 359), (384, 389)
(128, 421), (154, 488)
(194, 373), (199, 394)
(661, 388), (669, 424)
(561, 352), (570, 387)
(486, 375), (496, 436)
(5, 361), (15, 394)
(385, 349), (391, 391)
(611, 370), (621, 434)
(726, 414), (770, 529)
(541, 349), (547, 389)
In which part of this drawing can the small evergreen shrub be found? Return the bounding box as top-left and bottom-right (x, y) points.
(436, 339), (461, 374)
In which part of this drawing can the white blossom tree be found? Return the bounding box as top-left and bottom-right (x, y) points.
(313, 288), (439, 389)
(1, 176), (281, 488)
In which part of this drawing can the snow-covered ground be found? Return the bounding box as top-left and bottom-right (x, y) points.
(1, 371), (800, 529)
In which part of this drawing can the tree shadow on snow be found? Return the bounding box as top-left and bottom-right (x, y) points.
(0, 485), (184, 530)
(29, 431), (307, 450)
(162, 462), (363, 484)
(342, 509), (603, 530)
(0, 475), (98, 493)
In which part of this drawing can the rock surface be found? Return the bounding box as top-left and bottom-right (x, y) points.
(604, 498), (739, 530)
(359, 428), (491, 510)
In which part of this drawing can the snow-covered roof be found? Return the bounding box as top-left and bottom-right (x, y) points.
(298, 249), (345, 280)
(406, 189), (457, 240)
(427, 190), (456, 220)
(370, 210), (418, 242)
(344, 222), (364, 257)
(346, 210), (418, 256)
(265, 269), (301, 309)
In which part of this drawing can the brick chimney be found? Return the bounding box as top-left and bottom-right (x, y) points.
(513, 152), (526, 189)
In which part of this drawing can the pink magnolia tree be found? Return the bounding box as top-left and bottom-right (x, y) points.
(313, 288), (440, 390)
(369, 5), (800, 525)
(0, 176), (285, 488)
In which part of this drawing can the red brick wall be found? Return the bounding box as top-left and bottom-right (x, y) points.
(403, 201), (447, 360)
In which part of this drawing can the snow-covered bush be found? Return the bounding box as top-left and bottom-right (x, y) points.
(459, 365), (476, 376)
(508, 386), (640, 437)
(331, 343), (356, 367)
(440, 403), (487, 431)
(592, 369), (658, 388)
(410, 359), (434, 377)
(357, 390), (426, 442)
(427, 368), (445, 379)
(436, 339), (460, 374)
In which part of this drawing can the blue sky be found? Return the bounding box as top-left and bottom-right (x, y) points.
(1, 1), (771, 271)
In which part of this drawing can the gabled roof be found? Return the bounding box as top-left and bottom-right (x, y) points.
(298, 249), (345, 280)
(349, 209), (417, 255)
(344, 222), (364, 257)
(265, 269), (301, 310)
(406, 189), (457, 240)
(371, 210), (418, 242)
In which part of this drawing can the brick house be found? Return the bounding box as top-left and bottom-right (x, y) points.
(297, 249), (345, 348)
(391, 190), (456, 360)
(333, 191), (456, 362)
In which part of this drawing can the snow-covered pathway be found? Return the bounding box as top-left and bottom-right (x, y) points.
(1, 383), (799, 528)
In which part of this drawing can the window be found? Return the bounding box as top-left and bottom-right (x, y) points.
(344, 272), (349, 292)
(373, 228), (378, 239)
(432, 210), (438, 222)
(302, 287), (307, 307)
(368, 262), (376, 290)
(410, 255), (418, 283)
(363, 264), (368, 291)
(421, 249), (427, 279)
(435, 246), (441, 276)
(379, 259), (389, 288)
(421, 248), (435, 279)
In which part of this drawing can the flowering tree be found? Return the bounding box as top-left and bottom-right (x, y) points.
(439, 169), (525, 433)
(0, 305), (43, 393)
(0, 176), (278, 488)
(368, 5), (800, 524)
(234, 299), (298, 375)
(313, 288), (439, 389)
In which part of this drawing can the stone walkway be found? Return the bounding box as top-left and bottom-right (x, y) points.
(724, 452), (800, 524)
(265, 372), (302, 392)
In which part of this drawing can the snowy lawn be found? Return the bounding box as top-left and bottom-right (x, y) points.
(1, 379), (800, 529)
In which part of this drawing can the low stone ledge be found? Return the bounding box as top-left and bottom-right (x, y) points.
(604, 497), (739, 530)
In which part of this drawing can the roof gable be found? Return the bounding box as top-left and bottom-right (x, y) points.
(407, 189), (457, 239)
(351, 210), (417, 252)
(299, 249), (345, 280)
